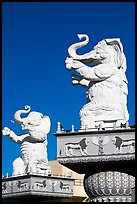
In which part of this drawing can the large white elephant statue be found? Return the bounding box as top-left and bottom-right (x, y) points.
(65, 34), (129, 130)
(2, 105), (51, 176)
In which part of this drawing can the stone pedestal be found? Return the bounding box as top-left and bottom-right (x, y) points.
(2, 174), (74, 202)
(54, 128), (135, 202)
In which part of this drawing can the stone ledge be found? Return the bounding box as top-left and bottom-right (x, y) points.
(55, 129), (135, 174)
(2, 174), (74, 199)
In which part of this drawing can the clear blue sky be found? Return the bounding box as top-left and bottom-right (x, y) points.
(2, 2), (135, 176)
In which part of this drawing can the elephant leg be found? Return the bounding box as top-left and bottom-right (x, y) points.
(12, 157), (26, 176)
(28, 158), (38, 174)
(79, 103), (96, 130)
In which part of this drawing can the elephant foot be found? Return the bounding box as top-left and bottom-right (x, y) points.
(12, 157), (26, 176)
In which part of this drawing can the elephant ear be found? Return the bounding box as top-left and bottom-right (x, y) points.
(42, 115), (51, 134)
(105, 38), (124, 68)
(121, 53), (127, 72)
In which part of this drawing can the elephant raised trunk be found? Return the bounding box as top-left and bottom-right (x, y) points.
(14, 105), (31, 124)
(68, 34), (94, 64)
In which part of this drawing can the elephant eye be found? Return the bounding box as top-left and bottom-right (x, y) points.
(29, 121), (39, 125)
(28, 122), (33, 125)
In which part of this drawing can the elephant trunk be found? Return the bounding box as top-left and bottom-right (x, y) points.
(14, 105), (31, 124)
(68, 34), (94, 64)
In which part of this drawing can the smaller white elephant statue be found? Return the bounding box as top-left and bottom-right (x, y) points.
(2, 105), (51, 176)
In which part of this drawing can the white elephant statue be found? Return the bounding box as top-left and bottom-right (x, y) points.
(2, 105), (51, 176)
(65, 34), (129, 130)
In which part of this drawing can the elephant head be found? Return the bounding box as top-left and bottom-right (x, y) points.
(68, 34), (125, 68)
(14, 105), (51, 141)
